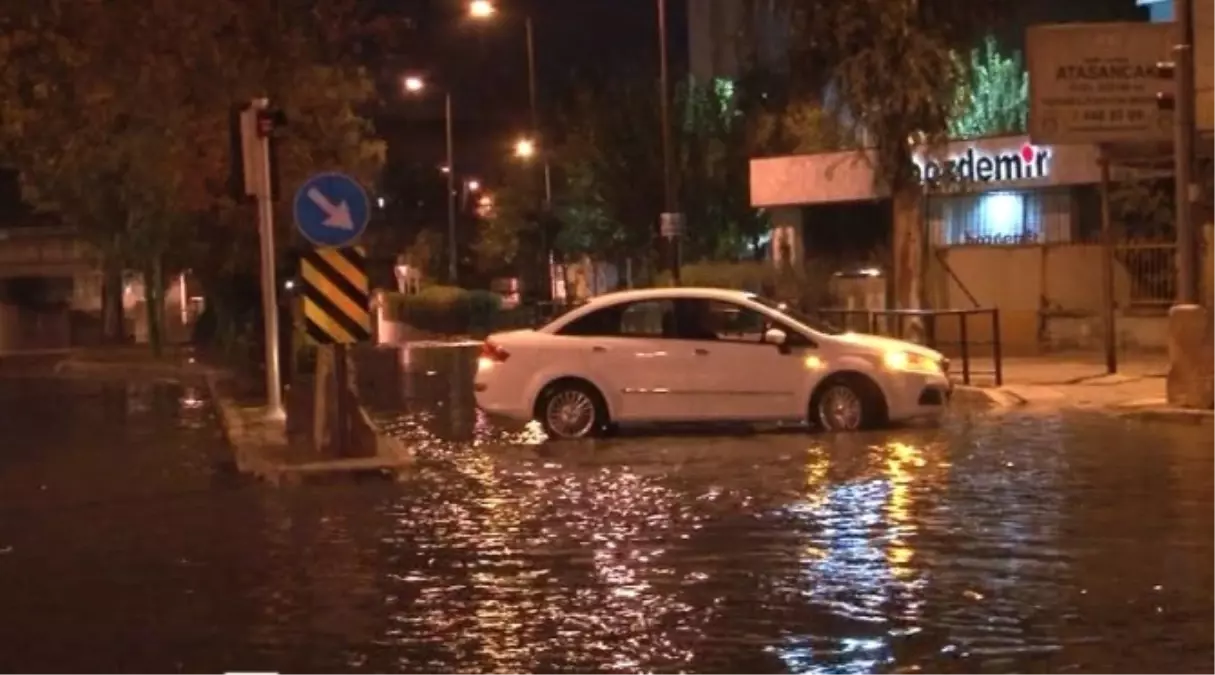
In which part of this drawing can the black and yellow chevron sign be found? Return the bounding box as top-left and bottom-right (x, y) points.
(300, 246), (371, 345)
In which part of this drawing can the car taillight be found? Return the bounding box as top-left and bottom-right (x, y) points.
(480, 341), (510, 363)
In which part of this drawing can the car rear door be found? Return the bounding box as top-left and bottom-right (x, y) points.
(553, 298), (694, 422)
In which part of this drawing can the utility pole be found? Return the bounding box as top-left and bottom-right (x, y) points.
(1173, 0), (1198, 303)
(657, 0), (682, 284)
(525, 16), (554, 301)
(238, 99), (285, 418)
(444, 92), (458, 284)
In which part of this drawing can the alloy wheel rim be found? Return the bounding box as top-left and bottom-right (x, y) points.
(545, 390), (596, 438)
(819, 385), (863, 430)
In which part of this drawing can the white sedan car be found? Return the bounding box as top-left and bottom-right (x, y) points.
(474, 287), (952, 439)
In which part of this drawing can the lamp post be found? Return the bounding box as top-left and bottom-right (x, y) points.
(404, 75), (458, 284)
(468, 1), (551, 203)
(656, 0), (680, 285)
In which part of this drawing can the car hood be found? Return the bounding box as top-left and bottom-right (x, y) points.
(832, 332), (944, 360)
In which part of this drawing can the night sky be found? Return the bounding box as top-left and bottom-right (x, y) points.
(0, 0), (1144, 219)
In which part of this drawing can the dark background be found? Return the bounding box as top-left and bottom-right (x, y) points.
(0, 0), (1146, 222)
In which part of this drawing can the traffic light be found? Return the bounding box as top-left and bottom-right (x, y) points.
(256, 108), (286, 138)
(1156, 60), (1177, 110)
(228, 99), (287, 202)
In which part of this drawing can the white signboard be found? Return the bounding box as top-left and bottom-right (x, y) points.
(1028, 22), (1175, 144)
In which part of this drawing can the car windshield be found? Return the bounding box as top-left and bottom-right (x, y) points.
(748, 295), (845, 336)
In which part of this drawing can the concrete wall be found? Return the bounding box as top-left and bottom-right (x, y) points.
(0, 304), (71, 353)
(927, 243), (1167, 355)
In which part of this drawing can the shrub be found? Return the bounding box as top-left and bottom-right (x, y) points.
(381, 285), (503, 335)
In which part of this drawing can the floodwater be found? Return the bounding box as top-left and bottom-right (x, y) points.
(0, 348), (1210, 674)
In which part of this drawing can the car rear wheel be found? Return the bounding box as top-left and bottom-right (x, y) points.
(811, 374), (887, 432)
(538, 381), (606, 440)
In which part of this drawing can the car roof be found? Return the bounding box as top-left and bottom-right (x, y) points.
(578, 286), (756, 307)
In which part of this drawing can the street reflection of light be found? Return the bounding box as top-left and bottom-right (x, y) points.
(179, 388), (205, 410)
(376, 434), (699, 671)
(775, 439), (945, 673)
(885, 441), (922, 580)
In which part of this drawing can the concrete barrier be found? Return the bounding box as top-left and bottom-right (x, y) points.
(1166, 304), (1214, 409)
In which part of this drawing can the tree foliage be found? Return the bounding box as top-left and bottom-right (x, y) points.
(479, 75), (788, 276)
(776, 0), (1004, 192)
(0, 0), (388, 352)
(948, 36), (1029, 139)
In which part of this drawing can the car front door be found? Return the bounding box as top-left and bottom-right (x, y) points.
(671, 298), (814, 421)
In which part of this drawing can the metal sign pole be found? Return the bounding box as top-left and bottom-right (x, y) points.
(1098, 148), (1118, 375)
(1173, 0), (1197, 304)
(332, 343), (348, 456)
(256, 103), (284, 418)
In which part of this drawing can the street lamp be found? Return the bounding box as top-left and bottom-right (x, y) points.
(468, 1), (550, 204)
(402, 75), (458, 284)
(468, 0), (496, 18)
(514, 137), (536, 160)
(466, 179), (481, 192)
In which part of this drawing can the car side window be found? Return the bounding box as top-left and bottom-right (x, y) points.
(556, 300), (674, 338)
(620, 299), (673, 338)
(704, 300), (769, 343)
(674, 299), (814, 347)
(557, 306), (623, 336)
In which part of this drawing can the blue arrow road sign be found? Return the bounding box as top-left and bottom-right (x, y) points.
(293, 172), (370, 247)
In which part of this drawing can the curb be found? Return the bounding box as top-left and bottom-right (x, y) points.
(204, 372), (413, 486)
(1115, 407), (1215, 426)
(203, 372), (285, 485)
(54, 357), (215, 382)
(953, 385), (1028, 409)
(355, 402), (415, 472)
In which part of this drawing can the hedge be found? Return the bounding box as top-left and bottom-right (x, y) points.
(381, 286), (546, 335)
(379, 285), (501, 335)
(381, 262), (834, 335)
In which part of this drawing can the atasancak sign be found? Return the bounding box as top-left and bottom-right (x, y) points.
(1027, 22), (1175, 144)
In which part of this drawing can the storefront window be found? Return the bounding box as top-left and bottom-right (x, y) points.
(929, 187), (1073, 246)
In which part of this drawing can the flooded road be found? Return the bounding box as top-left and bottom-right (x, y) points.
(0, 348), (1211, 673)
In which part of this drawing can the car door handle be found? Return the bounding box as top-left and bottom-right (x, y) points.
(694, 348), (710, 356)
(591, 346), (607, 353)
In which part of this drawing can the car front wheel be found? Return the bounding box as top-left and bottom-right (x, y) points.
(811, 374), (887, 432)
(537, 381), (606, 440)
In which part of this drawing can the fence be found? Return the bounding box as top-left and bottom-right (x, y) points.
(810, 308), (1004, 386)
(1113, 239), (1177, 307)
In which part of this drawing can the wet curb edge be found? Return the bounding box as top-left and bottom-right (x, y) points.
(203, 373), (414, 487)
(953, 385), (1027, 409)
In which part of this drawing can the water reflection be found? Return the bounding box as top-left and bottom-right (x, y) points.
(0, 362), (1211, 673)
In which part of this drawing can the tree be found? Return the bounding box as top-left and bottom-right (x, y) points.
(949, 36), (1028, 139)
(478, 73), (781, 281)
(770, 0), (1004, 311)
(0, 0), (387, 355)
(776, 0), (1003, 193)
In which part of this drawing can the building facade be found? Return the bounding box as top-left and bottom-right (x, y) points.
(1138, 0), (1213, 132)
(750, 135), (1180, 354)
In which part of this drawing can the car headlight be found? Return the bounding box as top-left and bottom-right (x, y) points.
(883, 350), (942, 374)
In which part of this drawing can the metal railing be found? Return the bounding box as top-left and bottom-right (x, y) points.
(1113, 240), (1177, 306)
(810, 308), (1003, 386)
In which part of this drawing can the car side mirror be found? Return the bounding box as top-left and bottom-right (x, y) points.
(764, 328), (788, 352)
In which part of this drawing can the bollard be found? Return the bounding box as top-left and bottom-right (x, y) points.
(1166, 304), (1214, 409)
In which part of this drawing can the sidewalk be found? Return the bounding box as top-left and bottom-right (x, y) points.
(49, 344), (412, 484)
(956, 354), (1213, 425)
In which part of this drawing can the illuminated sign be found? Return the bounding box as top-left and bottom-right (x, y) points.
(962, 232), (1039, 245)
(913, 144), (1051, 186)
